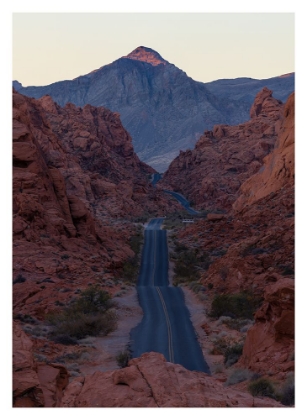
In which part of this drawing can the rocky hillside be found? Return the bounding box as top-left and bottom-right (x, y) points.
(13, 90), (179, 319)
(169, 92), (294, 380)
(161, 87), (285, 211)
(13, 46), (294, 171)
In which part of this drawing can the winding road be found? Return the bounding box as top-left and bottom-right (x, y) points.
(130, 218), (210, 373)
(163, 190), (200, 215)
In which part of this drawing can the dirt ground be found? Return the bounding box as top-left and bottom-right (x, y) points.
(77, 286), (143, 376)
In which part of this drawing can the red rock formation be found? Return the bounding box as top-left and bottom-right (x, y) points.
(13, 90), (180, 319)
(13, 322), (68, 407)
(238, 277), (294, 377)
(60, 352), (282, 407)
(233, 92), (294, 211)
(161, 87), (284, 211)
(168, 92), (294, 378)
(164, 91), (294, 293)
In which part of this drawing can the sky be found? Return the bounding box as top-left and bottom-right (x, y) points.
(12, 13), (295, 87)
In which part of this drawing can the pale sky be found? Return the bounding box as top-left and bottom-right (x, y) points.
(13, 12), (295, 87)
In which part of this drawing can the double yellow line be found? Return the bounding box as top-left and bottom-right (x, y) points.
(150, 226), (174, 363)
(156, 286), (174, 363)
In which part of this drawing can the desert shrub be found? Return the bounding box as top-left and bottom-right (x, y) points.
(52, 334), (78, 345)
(116, 349), (131, 368)
(174, 242), (188, 253)
(280, 380), (295, 406)
(122, 259), (139, 282)
(210, 292), (262, 319)
(174, 248), (211, 283)
(13, 274), (26, 284)
(50, 311), (116, 340)
(224, 343), (244, 367)
(130, 231), (143, 255)
(48, 285), (116, 340)
(212, 364), (224, 374)
(248, 378), (276, 399)
(221, 317), (252, 331)
(226, 369), (252, 386)
(14, 313), (38, 324)
(210, 337), (228, 355)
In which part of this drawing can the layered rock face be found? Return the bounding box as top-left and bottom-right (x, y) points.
(13, 327), (282, 408)
(233, 92), (294, 211)
(13, 90), (179, 318)
(13, 322), (69, 407)
(60, 352), (282, 407)
(13, 47), (294, 171)
(161, 88), (284, 211)
(239, 278), (294, 375)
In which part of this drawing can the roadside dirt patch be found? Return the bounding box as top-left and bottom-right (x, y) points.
(76, 287), (143, 376)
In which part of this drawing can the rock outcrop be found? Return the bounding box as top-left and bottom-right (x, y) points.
(161, 87), (284, 211)
(60, 352), (282, 407)
(13, 322), (69, 407)
(238, 277), (294, 376)
(13, 47), (294, 171)
(233, 92), (294, 211)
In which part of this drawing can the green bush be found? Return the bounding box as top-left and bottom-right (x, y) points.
(224, 343), (244, 367)
(174, 248), (211, 283)
(226, 369), (252, 386)
(248, 378), (276, 399)
(48, 285), (117, 340)
(210, 292), (262, 319)
(116, 349), (131, 368)
(279, 375), (295, 406)
(221, 317), (252, 331)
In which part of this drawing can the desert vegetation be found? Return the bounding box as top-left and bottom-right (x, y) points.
(47, 285), (117, 342)
(209, 291), (262, 320)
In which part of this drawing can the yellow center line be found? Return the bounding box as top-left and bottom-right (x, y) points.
(156, 286), (174, 363)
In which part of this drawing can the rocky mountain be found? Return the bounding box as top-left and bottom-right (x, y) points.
(13, 46), (294, 171)
(13, 90), (180, 318)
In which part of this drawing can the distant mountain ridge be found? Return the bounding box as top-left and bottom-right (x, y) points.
(13, 46), (294, 171)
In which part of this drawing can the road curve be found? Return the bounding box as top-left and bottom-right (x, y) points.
(163, 190), (200, 215)
(130, 218), (210, 373)
(151, 173), (162, 187)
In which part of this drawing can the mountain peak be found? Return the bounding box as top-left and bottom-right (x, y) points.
(124, 46), (167, 66)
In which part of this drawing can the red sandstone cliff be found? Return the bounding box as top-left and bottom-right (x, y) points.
(161, 87), (284, 211)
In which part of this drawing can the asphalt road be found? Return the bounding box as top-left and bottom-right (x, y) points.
(151, 173), (162, 187)
(130, 218), (210, 373)
(163, 190), (200, 215)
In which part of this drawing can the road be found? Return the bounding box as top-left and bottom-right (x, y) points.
(163, 190), (200, 215)
(130, 218), (210, 373)
(151, 173), (162, 187)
